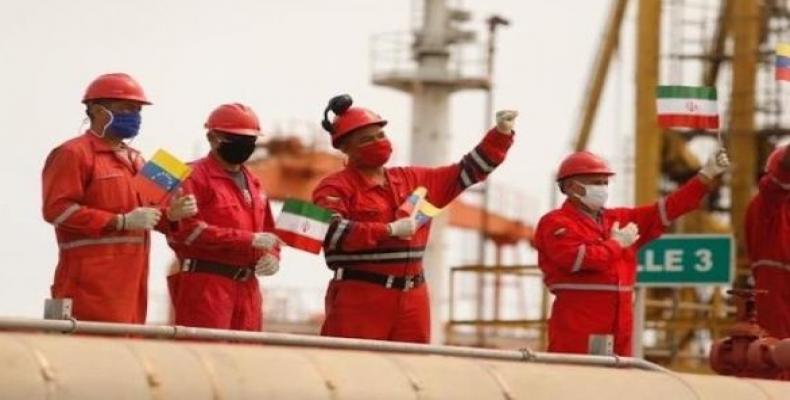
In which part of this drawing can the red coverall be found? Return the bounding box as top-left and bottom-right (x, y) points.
(166, 154), (277, 331)
(312, 128), (514, 343)
(747, 167), (790, 338)
(42, 131), (169, 323)
(534, 176), (710, 356)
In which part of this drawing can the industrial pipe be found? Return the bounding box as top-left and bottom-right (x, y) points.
(709, 289), (790, 380)
(0, 316), (664, 372)
(3, 331), (790, 400)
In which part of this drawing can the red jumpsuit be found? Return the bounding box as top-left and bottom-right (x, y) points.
(747, 166), (790, 338)
(534, 176), (710, 356)
(42, 131), (169, 323)
(312, 128), (514, 343)
(166, 154), (277, 331)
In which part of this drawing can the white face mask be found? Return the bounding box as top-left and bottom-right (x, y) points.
(573, 182), (609, 211)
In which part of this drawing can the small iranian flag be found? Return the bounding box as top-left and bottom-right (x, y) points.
(275, 199), (333, 254)
(656, 85), (719, 130)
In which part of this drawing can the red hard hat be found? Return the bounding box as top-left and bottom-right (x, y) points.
(205, 103), (261, 136)
(82, 73), (151, 104)
(765, 144), (788, 176)
(556, 151), (615, 180)
(331, 107), (387, 146)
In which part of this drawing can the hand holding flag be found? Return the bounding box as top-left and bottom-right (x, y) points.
(166, 188), (198, 221)
(397, 186), (443, 228)
(133, 149), (192, 205)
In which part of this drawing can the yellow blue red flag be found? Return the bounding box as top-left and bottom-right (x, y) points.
(133, 149), (192, 204)
(776, 44), (790, 81)
(397, 186), (442, 227)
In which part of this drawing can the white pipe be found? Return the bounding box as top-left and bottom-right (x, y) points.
(0, 317), (665, 372)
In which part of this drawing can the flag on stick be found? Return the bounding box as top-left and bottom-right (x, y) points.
(275, 199), (333, 254)
(397, 186), (442, 227)
(656, 85), (719, 131)
(133, 149), (192, 204)
(414, 199), (441, 227)
(776, 44), (790, 81)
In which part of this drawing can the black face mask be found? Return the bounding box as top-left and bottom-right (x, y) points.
(216, 135), (256, 164)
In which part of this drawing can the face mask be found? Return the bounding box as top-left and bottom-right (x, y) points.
(217, 135), (257, 164)
(351, 139), (392, 168)
(101, 107), (142, 139)
(574, 182), (609, 211)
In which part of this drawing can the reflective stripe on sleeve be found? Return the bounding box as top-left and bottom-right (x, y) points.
(469, 149), (494, 173)
(184, 222), (207, 245)
(52, 204), (82, 227)
(752, 259), (790, 272)
(658, 197), (671, 227)
(328, 220), (349, 251)
(460, 169), (474, 189)
(770, 175), (790, 190)
(59, 236), (144, 250)
(571, 244), (586, 273)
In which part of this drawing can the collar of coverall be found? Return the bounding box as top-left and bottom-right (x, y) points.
(561, 199), (606, 226)
(346, 165), (403, 190)
(205, 152), (252, 180)
(84, 130), (134, 154)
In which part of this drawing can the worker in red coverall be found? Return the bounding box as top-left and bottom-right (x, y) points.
(166, 103), (281, 331)
(534, 148), (730, 356)
(747, 144), (790, 339)
(312, 94), (517, 343)
(42, 73), (197, 323)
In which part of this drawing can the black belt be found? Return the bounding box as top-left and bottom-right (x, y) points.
(182, 259), (254, 282)
(333, 268), (425, 291)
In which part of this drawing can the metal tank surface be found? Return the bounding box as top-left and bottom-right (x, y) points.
(0, 318), (789, 399)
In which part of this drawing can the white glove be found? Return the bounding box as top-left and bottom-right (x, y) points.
(495, 110), (519, 134)
(252, 232), (282, 251)
(166, 193), (198, 221)
(388, 217), (418, 238)
(610, 221), (640, 248)
(254, 253), (280, 276)
(120, 207), (162, 231)
(699, 148), (730, 179)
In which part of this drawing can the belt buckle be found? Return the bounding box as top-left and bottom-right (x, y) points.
(234, 268), (251, 281)
(403, 276), (414, 292)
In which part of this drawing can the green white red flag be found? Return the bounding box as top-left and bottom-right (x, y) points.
(275, 199), (333, 254)
(656, 85), (719, 131)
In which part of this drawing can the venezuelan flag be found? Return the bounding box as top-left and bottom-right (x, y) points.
(396, 186), (442, 227)
(414, 199), (441, 227)
(133, 149), (192, 204)
(776, 44), (790, 81)
(397, 187), (428, 217)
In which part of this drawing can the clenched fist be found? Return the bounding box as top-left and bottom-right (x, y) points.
(495, 110), (519, 135)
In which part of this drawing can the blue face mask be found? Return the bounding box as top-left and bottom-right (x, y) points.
(101, 107), (142, 139)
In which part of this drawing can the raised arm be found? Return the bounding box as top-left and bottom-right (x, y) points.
(412, 110), (517, 208)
